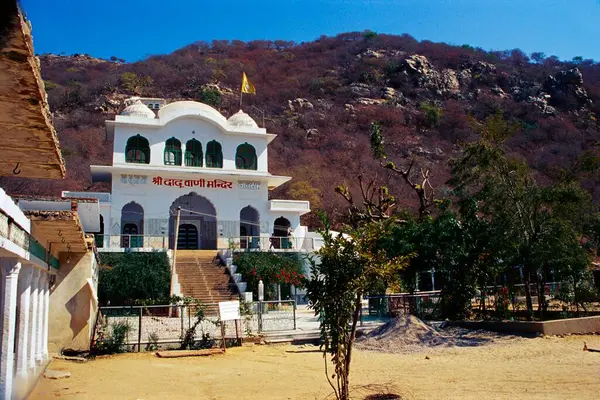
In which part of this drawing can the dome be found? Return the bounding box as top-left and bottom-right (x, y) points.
(227, 109), (258, 128)
(120, 100), (155, 118)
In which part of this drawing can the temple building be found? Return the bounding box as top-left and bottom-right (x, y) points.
(84, 98), (314, 252)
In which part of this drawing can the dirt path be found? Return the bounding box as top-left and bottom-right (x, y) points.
(30, 335), (600, 400)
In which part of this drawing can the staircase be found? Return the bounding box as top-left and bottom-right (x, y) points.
(175, 250), (239, 315)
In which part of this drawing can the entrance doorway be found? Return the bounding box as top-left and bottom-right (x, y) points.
(169, 192), (217, 250)
(177, 224), (199, 249)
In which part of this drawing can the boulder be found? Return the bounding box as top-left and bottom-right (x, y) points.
(361, 49), (384, 59)
(344, 104), (356, 113)
(350, 83), (371, 97)
(356, 98), (386, 105)
(491, 86), (508, 98)
(527, 94), (557, 115)
(544, 68), (592, 110)
(457, 70), (472, 86)
(402, 55), (460, 94)
(440, 69), (460, 93)
(472, 61), (497, 75)
(288, 98), (314, 112)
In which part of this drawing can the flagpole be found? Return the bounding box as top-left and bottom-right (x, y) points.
(240, 91), (243, 110)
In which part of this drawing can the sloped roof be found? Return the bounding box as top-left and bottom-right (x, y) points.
(0, 3), (65, 179)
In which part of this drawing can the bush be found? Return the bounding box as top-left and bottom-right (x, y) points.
(98, 252), (171, 306)
(234, 252), (306, 300)
(91, 321), (132, 355)
(199, 88), (222, 107)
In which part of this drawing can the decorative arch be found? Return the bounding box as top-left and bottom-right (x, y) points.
(169, 192), (217, 250)
(121, 202), (144, 248)
(240, 206), (260, 249)
(164, 137), (182, 165)
(125, 135), (150, 164)
(235, 143), (257, 170)
(184, 139), (203, 167)
(206, 140), (223, 168)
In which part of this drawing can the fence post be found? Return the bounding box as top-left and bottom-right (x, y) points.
(258, 301), (262, 333)
(180, 305), (184, 339)
(137, 307), (142, 352)
(293, 301), (296, 330)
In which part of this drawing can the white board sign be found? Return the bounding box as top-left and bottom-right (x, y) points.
(218, 300), (240, 321)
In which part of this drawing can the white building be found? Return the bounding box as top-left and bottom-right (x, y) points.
(0, 4), (99, 398)
(87, 98), (314, 252)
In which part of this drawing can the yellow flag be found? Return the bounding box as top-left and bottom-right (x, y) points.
(241, 72), (256, 94)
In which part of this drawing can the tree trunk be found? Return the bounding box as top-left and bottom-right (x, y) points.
(341, 293), (362, 400)
(523, 270), (534, 321)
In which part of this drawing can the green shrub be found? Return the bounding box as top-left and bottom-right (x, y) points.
(98, 252), (171, 306)
(199, 88), (222, 107)
(234, 252), (306, 300)
(92, 321), (132, 355)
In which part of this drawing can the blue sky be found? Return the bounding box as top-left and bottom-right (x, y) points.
(20, 0), (600, 62)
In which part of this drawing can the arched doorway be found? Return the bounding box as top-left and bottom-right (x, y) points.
(177, 224), (199, 249)
(240, 206), (259, 249)
(272, 217), (291, 249)
(169, 193), (217, 250)
(121, 202), (144, 248)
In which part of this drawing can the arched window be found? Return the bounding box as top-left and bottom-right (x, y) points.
(125, 135), (150, 164)
(206, 140), (223, 168)
(235, 143), (257, 170)
(184, 139), (203, 167)
(164, 137), (182, 165)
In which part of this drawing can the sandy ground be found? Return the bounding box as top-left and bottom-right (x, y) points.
(30, 335), (600, 400)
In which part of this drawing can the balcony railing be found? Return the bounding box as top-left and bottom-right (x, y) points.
(0, 210), (59, 267)
(94, 234), (321, 252)
(226, 236), (317, 251)
(94, 234), (168, 250)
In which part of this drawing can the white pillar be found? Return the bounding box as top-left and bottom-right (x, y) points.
(0, 258), (22, 399)
(42, 273), (50, 359)
(16, 265), (33, 376)
(35, 272), (45, 363)
(27, 268), (39, 370)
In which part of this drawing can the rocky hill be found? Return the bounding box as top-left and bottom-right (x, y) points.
(2, 32), (600, 225)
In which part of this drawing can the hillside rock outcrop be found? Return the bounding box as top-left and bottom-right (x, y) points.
(402, 55), (460, 94)
(544, 68), (592, 110)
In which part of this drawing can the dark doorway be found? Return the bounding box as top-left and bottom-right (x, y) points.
(240, 206), (260, 249)
(121, 202), (144, 248)
(177, 224), (199, 249)
(96, 215), (105, 248)
(169, 193), (217, 250)
(122, 223), (140, 248)
(271, 216), (291, 249)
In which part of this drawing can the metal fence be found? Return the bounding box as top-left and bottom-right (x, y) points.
(362, 292), (442, 322)
(95, 301), (297, 351)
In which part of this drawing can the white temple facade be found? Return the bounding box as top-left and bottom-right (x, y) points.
(84, 98), (314, 252)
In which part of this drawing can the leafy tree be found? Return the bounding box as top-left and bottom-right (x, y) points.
(120, 72), (153, 94)
(306, 215), (409, 400)
(449, 113), (592, 319)
(530, 52), (546, 64)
